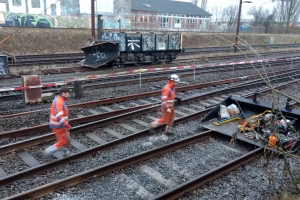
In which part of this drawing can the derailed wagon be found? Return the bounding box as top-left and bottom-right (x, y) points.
(80, 30), (183, 68)
(199, 95), (300, 153)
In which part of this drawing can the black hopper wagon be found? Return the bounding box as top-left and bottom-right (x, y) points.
(80, 31), (183, 68)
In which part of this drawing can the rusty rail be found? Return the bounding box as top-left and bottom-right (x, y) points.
(152, 147), (264, 200)
(0, 78), (296, 188)
(0, 72), (297, 141)
(3, 131), (263, 200)
(0, 76), (298, 143)
(1, 67), (299, 119)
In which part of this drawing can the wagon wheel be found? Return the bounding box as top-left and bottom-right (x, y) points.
(152, 60), (159, 64)
(166, 59), (173, 64)
(117, 62), (125, 68)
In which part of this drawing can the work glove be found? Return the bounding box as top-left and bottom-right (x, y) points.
(65, 123), (71, 130)
(175, 97), (182, 106)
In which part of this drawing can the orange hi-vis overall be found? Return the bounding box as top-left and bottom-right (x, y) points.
(154, 81), (175, 126)
(49, 95), (69, 149)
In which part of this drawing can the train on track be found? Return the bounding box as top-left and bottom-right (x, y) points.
(80, 19), (183, 68)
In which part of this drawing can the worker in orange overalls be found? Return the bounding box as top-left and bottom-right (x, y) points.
(149, 74), (180, 134)
(44, 87), (72, 157)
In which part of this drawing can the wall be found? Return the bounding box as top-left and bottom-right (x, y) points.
(0, 0), (131, 29)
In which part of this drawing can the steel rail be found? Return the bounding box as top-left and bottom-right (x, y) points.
(0, 77), (294, 146)
(0, 109), (212, 188)
(3, 131), (263, 200)
(0, 68), (296, 120)
(2, 60), (299, 101)
(6, 46), (300, 76)
(152, 147), (264, 200)
(0, 104), (152, 139)
(0, 68), (298, 120)
(0, 76), (250, 119)
(0, 74), (294, 148)
(11, 46), (300, 63)
(0, 78), (294, 190)
(2, 130), (215, 199)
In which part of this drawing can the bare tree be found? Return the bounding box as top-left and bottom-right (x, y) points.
(248, 6), (275, 33)
(208, 6), (224, 22)
(191, 0), (208, 10)
(200, 0), (208, 10)
(273, 0), (300, 33)
(247, 6), (273, 25)
(191, 0), (200, 6)
(222, 5), (239, 30)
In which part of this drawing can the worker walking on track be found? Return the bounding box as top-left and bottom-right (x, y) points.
(44, 87), (72, 157)
(149, 74), (180, 134)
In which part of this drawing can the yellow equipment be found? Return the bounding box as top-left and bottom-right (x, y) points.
(213, 113), (244, 126)
(238, 110), (272, 133)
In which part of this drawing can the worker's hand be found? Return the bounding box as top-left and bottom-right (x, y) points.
(167, 108), (171, 113)
(65, 123), (71, 130)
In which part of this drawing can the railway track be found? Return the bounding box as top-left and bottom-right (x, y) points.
(0, 38), (299, 198)
(9, 43), (300, 64)
(0, 72), (295, 199)
(5, 44), (300, 75)
(1, 55), (299, 101)
(0, 66), (298, 118)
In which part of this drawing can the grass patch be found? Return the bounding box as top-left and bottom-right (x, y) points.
(0, 28), (300, 55)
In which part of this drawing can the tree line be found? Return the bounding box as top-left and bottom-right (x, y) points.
(192, 0), (300, 34)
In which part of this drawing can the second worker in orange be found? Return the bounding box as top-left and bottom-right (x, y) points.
(44, 87), (72, 157)
(149, 74), (180, 134)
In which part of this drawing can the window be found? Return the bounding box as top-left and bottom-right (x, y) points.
(150, 16), (156, 23)
(188, 18), (194, 28)
(175, 18), (181, 24)
(32, 0), (40, 8)
(188, 19), (194, 24)
(160, 17), (168, 27)
(140, 16), (148, 22)
(174, 18), (181, 28)
(135, 15), (139, 22)
(12, 0), (21, 6)
(51, 4), (56, 15)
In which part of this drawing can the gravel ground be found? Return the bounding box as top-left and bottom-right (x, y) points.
(0, 117), (204, 198)
(41, 136), (251, 200)
(0, 52), (297, 88)
(0, 63), (295, 117)
(179, 156), (300, 200)
(0, 130), (51, 146)
(0, 60), (300, 198)
(0, 81), (297, 147)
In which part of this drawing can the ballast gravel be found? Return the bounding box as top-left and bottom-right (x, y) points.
(0, 64), (293, 117)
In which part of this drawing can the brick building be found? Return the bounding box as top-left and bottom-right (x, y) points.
(131, 0), (212, 31)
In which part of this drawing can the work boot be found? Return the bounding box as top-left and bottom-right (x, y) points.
(44, 145), (57, 157)
(165, 126), (174, 135)
(169, 119), (174, 128)
(149, 122), (157, 134)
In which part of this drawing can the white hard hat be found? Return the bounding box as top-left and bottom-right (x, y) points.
(169, 74), (180, 82)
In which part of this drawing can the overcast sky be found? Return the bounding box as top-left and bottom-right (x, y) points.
(173, 0), (277, 19)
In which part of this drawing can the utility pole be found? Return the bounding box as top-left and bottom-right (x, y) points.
(234, 1), (252, 53)
(91, 0), (96, 39)
(234, 0), (242, 53)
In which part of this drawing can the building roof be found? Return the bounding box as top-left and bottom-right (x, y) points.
(131, 0), (212, 17)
